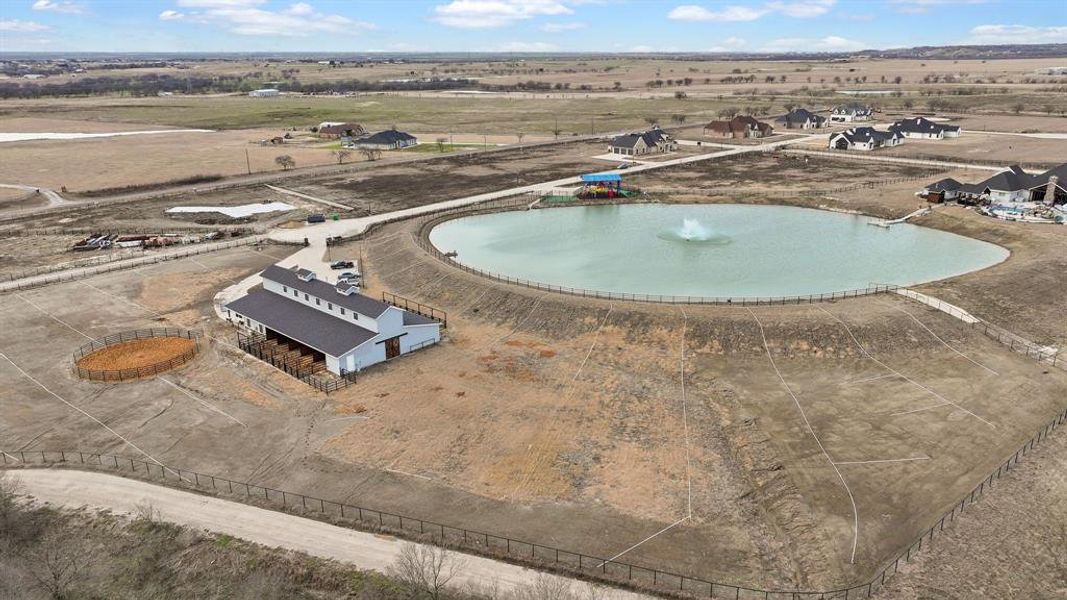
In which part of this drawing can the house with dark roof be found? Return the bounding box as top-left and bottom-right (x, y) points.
(921, 163), (1067, 205)
(224, 265), (440, 375)
(775, 108), (827, 129)
(890, 117), (962, 140)
(828, 127), (903, 151)
(829, 103), (873, 123)
(703, 115), (774, 139)
(919, 178), (963, 203)
(345, 129), (418, 150)
(608, 128), (676, 156)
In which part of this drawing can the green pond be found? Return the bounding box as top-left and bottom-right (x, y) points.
(428, 204), (1009, 299)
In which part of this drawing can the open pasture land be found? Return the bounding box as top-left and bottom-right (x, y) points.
(215, 140), (610, 214)
(0, 117), (387, 193)
(879, 130), (1067, 168)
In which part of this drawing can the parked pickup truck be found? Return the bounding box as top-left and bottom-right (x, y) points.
(330, 260), (355, 270)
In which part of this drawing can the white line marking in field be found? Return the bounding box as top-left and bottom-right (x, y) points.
(0, 352), (169, 472)
(14, 293), (93, 340)
(327, 415), (370, 422)
(507, 304), (614, 499)
(839, 373), (899, 386)
(818, 307), (997, 430)
(885, 303), (998, 376)
(679, 309), (693, 519)
(833, 457), (931, 465)
(597, 517), (689, 567)
(750, 309), (859, 565)
(499, 294), (548, 342)
(158, 377), (246, 427)
(891, 402), (951, 417)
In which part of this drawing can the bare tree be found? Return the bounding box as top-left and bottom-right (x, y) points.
(1012, 102), (1025, 114)
(389, 543), (466, 600)
(512, 573), (606, 600)
(436, 137), (448, 152)
(331, 149), (351, 164)
(274, 155), (295, 171)
(516, 132), (525, 153)
(359, 148), (382, 162)
(0, 472), (21, 531)
(643, 116), (659, 127)
(25, 531), (96, 600)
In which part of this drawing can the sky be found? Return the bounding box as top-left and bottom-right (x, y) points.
(1, 0), (1065, 53)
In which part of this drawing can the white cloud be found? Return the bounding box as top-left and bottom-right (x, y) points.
(165, 1), (374, 36)
(767, 0), (835, 17)
(540, 21), (586, 32)
(498, 41), (560, 51)
(433, 0), (573, 29)
(631, 45), (655, 52)
(668, 5), (766, 21)
(889, 0), (985, 14)
(669, 0), (833, 22)
(762, 35), (866, 51)
(0, 19), (50, 32)
(31, 0), (84, 14)
(968, 24), (1067, 45)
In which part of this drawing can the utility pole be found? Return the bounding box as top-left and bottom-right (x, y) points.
(590, 116), (595, 135)
(245, 148), (252, 175)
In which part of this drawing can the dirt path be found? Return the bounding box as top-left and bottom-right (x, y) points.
(11, 468), (650, 600)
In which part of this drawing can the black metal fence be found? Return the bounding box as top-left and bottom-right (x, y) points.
(72, 328), (201, 382)
(0, 237), (267, 294)
(4, 405), (1064, 600)
(382, 291), (448, 327)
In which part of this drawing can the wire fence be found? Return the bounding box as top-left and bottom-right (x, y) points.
(412, 202), (901, 306)
(72, 328), (201, 382)
(382, 291), (448, 327)
(894, 290), (1061, 370)
(0, 236), (267, 294)
(4, 406), (1066, 600)
(642, 172), (949, 200)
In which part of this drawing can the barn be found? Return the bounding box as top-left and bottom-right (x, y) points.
(224, 265), (441, 376)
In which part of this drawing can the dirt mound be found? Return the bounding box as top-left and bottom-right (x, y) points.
(76, 337), (196, 373)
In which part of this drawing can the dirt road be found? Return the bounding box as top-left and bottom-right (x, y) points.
(12, 468), (649, 599)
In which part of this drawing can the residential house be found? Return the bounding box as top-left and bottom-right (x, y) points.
(926, 163), (1067, 205)
(318, 122), (365, 139)
(829, 103), (873, 123)
(890, 116), (962, 139)
(775, 108), (827, 129)
(608, 128), (676, 156)
(345, 130), (418, 150)
(703, 116), (774, 139)
(828, 127), (903, 151)
(225, 265), (441, 376)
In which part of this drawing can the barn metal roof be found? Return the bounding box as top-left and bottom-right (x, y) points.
(226, 290), (377, 357)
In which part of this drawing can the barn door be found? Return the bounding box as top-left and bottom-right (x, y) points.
(385, 336), (401, 359)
